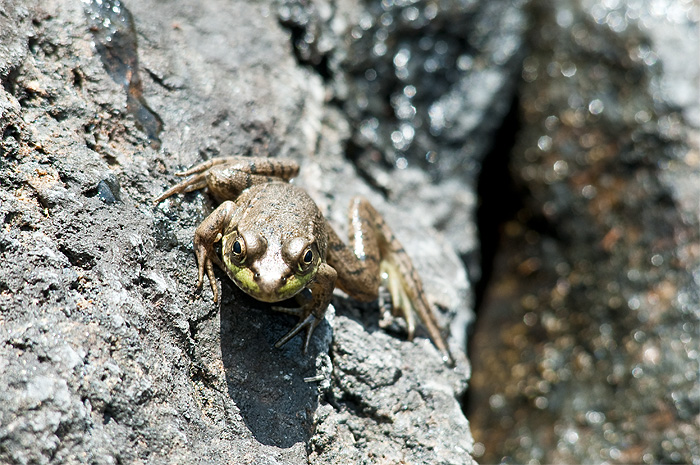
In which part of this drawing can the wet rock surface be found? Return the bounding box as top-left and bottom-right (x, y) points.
(0, 0), (484, 463)
(278, 0), (527, 263)
(4, 0), (695, 463)
(467, 0), (700, 463)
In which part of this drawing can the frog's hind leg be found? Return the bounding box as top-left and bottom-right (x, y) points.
(204, 164), (296, 203)
(380, 259), (416, 339)
(333, 196), (451, 362)
(175, 156), (299, 181)
(155, 156), (300, 203)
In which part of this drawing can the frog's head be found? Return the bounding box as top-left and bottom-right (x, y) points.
(221, 231), (320, 302)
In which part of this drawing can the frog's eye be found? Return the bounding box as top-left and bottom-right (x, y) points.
(297, 247), (316, 273)
(303, 249), (313, 264)
(229, 235), (247, 264)
(233, 239), (242, 255)
(283, 237), (317, 274)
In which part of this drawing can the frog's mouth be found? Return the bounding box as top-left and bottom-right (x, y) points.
(222, 259), (314, 303)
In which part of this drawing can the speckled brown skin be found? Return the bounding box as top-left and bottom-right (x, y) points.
(155, 157), (449, 359)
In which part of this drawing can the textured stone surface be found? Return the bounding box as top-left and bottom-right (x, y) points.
(0, 0), (489, 463)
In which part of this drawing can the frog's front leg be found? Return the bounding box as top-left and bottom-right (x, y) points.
(191, 201), (237, 303)
(328, 197), (451, 361)
(273, 263), (337, 352)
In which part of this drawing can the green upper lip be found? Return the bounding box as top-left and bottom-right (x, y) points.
(223, 256), (316, 302)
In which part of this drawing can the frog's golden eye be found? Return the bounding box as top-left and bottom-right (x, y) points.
(233, 239), (243, 255)
(229, 235), (247, 265)
(303, 249), (313, 264)
(283, 237), (317, 274)
(297, 247), (315, 273)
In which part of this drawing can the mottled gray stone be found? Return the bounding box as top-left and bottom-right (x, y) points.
(0, 0), (490, 463)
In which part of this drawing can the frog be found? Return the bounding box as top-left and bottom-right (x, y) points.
(155, 156), (451, 361)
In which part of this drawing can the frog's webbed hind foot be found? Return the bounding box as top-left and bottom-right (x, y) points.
(153, 172), (208, 204)
(381, 258), (453, 364)
(380, 260), (417, 338)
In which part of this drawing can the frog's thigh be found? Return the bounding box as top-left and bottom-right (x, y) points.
(350, 197), (388, 263)
(178, 157), (299, 179)
(327, 226), (381, 303)
(204, 166), (272, 201)
(229, 157), (299, 180)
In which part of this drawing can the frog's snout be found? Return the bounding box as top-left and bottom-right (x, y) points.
(250, 269), (290, 303)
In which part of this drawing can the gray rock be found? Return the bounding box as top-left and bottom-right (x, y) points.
(311, 316), (472, 465)
(277, 0), (527, 260)
(0, 0), (490, 463)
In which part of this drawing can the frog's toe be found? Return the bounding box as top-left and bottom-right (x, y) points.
(202, 262), (220, 302)
(382, 261), (453, 363)
(175, 159), (217, 176)
(274, 313), (321, 353)
(194, 246), (220, 302)
(153, 173), (208, 204)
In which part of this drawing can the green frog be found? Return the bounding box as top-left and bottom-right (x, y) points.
(155, 157), (450, 361)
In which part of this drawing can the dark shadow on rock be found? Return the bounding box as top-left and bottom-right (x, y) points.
(218, 289), (323, 448)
